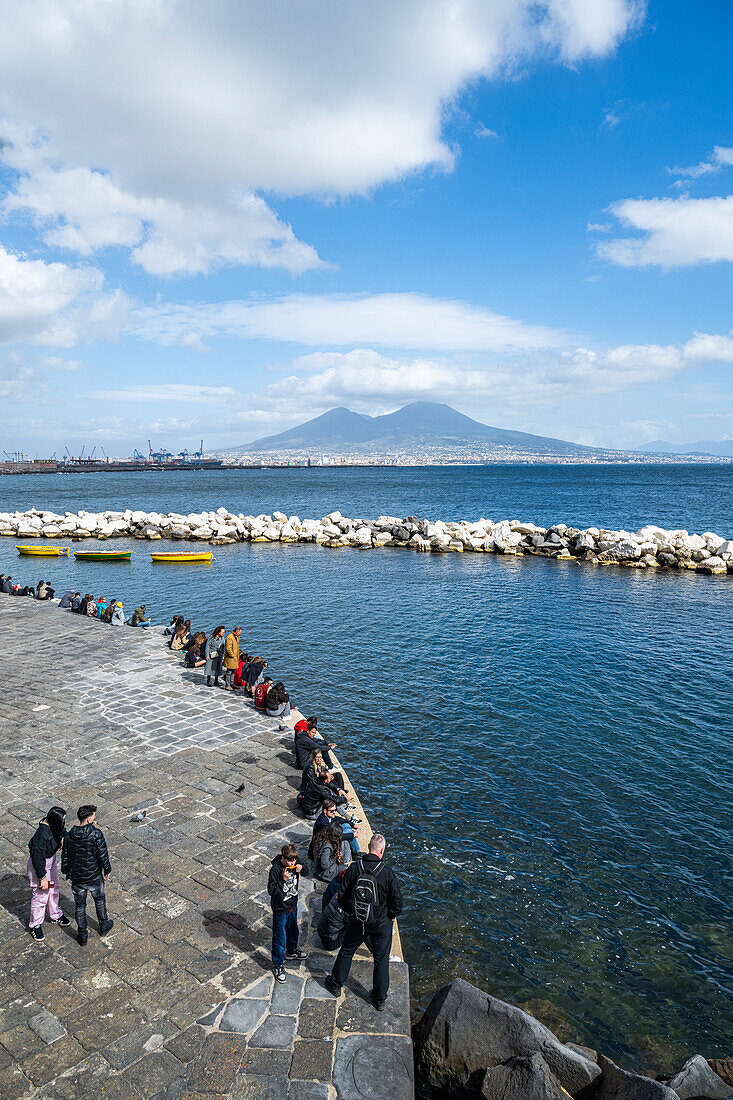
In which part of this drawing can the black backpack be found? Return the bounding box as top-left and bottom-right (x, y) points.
(352, 858), (384, 925)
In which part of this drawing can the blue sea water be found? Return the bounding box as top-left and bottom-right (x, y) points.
(1, 464), (731, 1069)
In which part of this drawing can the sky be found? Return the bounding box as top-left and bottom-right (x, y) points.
(0, 0), (731, 456)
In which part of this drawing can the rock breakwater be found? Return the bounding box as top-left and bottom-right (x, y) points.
(3, 507), (733, 574)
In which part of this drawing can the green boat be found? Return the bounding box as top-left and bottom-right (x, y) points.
(73, 549), (132, 562)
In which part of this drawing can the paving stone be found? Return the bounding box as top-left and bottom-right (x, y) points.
(230, 1076), (288, 1099)
(289, 1040), (334, 1082)
(332, 1034), (414, 1100)
(23, 1034), (86, 1085)
(189, 1034), (247, 1093)
(287, 1084), (330, 1100)
(104, 1019), (180, 1070)
(28, 1008), (67, 1044)
(0, 1064), (33, 1100)
(296, 1000), (336, 1040)
(0, 1023), (46, 1059)
(164, 1025), (207, 1066)
(121, 1051), (186, 1099)
(219, 1000), (269, 1036)
(249, 1014), (297, 1050)
(43, 1052), (114, 1100)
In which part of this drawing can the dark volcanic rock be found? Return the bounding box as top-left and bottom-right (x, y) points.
(662, 1055), (732, 1099)
(595, 1054), (678, 1099)
(413, 979), (600, 1098)
(481, 1052), (571, 1099)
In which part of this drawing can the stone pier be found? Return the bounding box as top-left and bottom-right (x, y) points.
(0, 595), (413, 1100)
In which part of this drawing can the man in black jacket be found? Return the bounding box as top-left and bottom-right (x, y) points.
(325, 833), (403, 1011)
(61, 804), (113, 945)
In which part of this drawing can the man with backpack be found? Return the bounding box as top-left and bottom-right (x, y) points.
(254, 676), (273, 709)
(325, 833), (402, 1011)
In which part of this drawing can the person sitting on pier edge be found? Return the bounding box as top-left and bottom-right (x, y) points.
(298, 750), (349, 818)
(131, 604), (151, 628)
(313, 824), (351, 908)
(86, 595), (97, 617)
(69, 591), (82, 612)
(205, 626), (225, 687)
(61, 804), (114, 946)
(309, 800), (360, 860)
(171, 618), (191, 650)
(36, 579), (52, 600)
(325, 833), (403, 1011)
(185, 633), (207, 669)
(254, 676), (274, 709)
(166, 614), (183, 639)
(223, 626), (242, 689)
(58, 589), (73, 607)
(102, 598), (116, 624)
(267, 843), (309, 983)
(27, 806), (71, 942)
(2, 575), (14, 593)
(77, 593), (91, 615)
(110, 601), (125, 626)
(244, 656), (268, 695)
(266, 681), (292, 719)
(294, 716), (336, 770)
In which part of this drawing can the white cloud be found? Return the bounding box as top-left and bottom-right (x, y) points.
(130, 292), (564, 352)
(42, 355), (81, 371)
(0, 0), (642, 202)
(2, 136), (324, 276)
(598, 195), (733, 266)
(84, 384), (237, 404)
(475, 124), (499, 139)
(0, 245), (106, 346)
(669, 145), (733, 182)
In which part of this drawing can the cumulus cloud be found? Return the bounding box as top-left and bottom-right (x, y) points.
(598, 195), (733, 266)
(130, 292), (564, 352)
(0, 0), (642, 201)
(1, 134), (324, 276)
(0, 245), (110, 346)
(669, 145), (733, 183)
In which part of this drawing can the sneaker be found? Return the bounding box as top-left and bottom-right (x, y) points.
(51, 915), (71, 927)
(99, 919), (114, 936)
(371, 994), (386, 1012)
(285, 948), (309, 962)
(324, 975), (341, 998)
(30, 926), (45, 942)
(274, 965), (286, 983)
(348, 815), (363, 825)
(77, 932), (87, 946)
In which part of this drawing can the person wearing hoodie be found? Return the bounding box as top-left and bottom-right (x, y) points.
(27, 807), (71, 942)
(267, 843), (309, 983)
(131, 605), (150, 627)
(61, 804), (113, 945)
(58, 590), (74, 608)
(325, 833), (403, 1011)
(110, 601), (125, 626)
(294, 716), (336, 770)
(70, 592), (82, 612)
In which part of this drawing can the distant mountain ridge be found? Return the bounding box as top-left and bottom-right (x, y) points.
(230, 401), (597, 456)
(640, 438), (733, 458)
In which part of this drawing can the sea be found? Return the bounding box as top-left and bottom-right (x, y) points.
(1, 464), (731, 1070)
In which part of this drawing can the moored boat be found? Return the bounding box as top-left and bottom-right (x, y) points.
(150, 550), (213, 563)
(16, 545), (69, 557)
(73, 549), (132, 561)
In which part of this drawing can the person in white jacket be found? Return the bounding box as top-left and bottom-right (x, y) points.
(110, 601), (125, 626)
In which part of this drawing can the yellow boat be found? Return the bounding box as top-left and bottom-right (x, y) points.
(150, 550), (213, 563)
(16, 545), (69, 557)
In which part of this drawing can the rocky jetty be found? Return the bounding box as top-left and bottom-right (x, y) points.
(414, 979), (733, 1100)
(2, 507), (732, 575)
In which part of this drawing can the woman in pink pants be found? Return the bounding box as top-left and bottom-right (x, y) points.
(27, 807), (70, 942)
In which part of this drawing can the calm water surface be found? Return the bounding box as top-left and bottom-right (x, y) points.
(2, 465), (731, 1069)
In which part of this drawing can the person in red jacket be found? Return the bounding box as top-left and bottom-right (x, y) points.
(254, 677), (274, 709)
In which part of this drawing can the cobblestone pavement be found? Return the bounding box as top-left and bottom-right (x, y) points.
(0, 595), (413, 1100)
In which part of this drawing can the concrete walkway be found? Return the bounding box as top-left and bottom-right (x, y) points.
(0, 595), (413, 1100)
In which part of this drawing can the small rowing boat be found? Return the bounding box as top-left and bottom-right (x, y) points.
(150, 550), (213, 563)
(73, 549), (132, 562)
(16, 545), (69, 557)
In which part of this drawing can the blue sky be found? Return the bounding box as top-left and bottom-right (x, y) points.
(0, 0), (731, 454)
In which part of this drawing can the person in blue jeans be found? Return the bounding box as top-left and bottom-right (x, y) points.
(309, 801), (361, 860)
(267, 844), (309, 983)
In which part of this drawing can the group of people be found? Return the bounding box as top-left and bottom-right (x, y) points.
(22, 600), (403, 1016)
(27, 805), (113, 945)
(59, 590), (151, 627)
(167, 617), (293, 718)
(1, 574), (55, 599)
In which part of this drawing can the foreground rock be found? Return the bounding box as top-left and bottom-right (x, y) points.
(662, 1054), (733, 1099)
(413, 979), (600, 1097)
(480, 1052), (572, 1099)
(595, 1055), (679, 1100)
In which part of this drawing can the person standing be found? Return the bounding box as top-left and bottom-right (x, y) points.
(267, 843), (309, 983)
(325, 833), (402, 1011)
(27, 807), (70, 942)
(61, 805), (113, 945)
(223, 626), (242, 690)
(205, 626), (226, 687)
